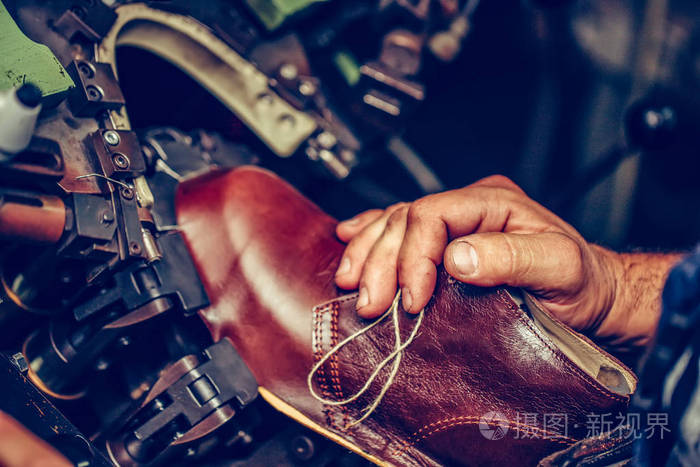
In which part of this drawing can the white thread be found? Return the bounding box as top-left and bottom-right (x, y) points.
(307, 291), (424, 428)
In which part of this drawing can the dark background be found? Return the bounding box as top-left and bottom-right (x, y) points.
(117, 0), (700, 252)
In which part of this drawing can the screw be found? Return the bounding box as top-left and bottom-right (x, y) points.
(86, 85), (102, 101)
(290, 435), (315, 461)
(644, 110), (662, 129)
(103, 130), (120, 146)
(317, 131), (337, 149)
(77, 62), (94, 79)
(101, 209), (114, 224)
(299, 80), (316, 96)
(112, 153), (130, 169)
(129, 242), (141, 254)
(10, 353), (28, 373)
(153, 398), (166, 411)
(95, 358), (109, 371)
(280, 63), (298, 80)
(277, 114), (296, 131)
(305, 146), (319, 161)
(121, 186), (134, 200)
(256, 92), (274, 107)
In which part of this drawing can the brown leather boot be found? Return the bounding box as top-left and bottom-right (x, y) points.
(176, 167), (637, 466)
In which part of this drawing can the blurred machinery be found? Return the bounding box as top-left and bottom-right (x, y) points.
(1, 0), (700, 465)
(0, 0), (481, 465)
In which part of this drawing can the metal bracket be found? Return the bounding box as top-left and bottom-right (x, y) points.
(98, 4), (317, 157)
(67, 59), (125, 118)
(105, 339), (258, 465)
(53, 0), (117, 42)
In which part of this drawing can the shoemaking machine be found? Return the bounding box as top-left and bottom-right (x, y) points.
(3, 0), (700, 465)
(0, 0), (482, 465)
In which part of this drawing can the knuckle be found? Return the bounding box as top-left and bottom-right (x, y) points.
(386, 202), (409, 214)
(365, 241), (388, 265)
(407, 198), (432, 223)
(487, 174), (515, 185)
(385, 206), (408, 230)
(482, 174), (518, 189)
(490, 185), (518, 199)
(356, 209), (382, 221)
(559, 235), (585, 272)
(501, 235), (541, 283)
(500, 235), (521, 279)
(366, 242), (397, 272)
(471, 175), (527, 198)
(343, 236), (366, 260)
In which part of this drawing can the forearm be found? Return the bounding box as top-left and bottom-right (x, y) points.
(598, 249), (684, 351)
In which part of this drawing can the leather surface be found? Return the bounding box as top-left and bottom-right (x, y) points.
(537, 424), (636, 467)
(176, 166), (634, 466)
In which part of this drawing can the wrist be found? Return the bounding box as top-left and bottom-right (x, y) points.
(595, 248), (683, 350)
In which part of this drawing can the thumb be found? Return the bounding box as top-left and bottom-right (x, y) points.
(443, 232), (585, 293)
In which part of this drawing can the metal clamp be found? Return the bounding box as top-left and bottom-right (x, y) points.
(105, 339), (258, 465)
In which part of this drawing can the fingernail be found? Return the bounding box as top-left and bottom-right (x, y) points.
(357, 286), (369, 309)
(401, 287), (413, 311)
(336, 257), (351, 276)
(452, 241), (478, 276)
(342, 217), (361, 226)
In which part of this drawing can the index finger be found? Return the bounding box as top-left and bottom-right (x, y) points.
(397, 188), (523, 312)
(336, 209), (386, 242)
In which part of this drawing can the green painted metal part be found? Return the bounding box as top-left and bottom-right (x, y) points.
(333, 50), (360, 86)
(244, 0), (328, 30)
(0, 0), (74, 103)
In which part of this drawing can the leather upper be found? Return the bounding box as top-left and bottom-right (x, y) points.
(176, 166), (634, 466)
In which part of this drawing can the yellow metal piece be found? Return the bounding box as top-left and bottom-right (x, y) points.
(98, 4), (317, 157)
(133, 175), (154, 209)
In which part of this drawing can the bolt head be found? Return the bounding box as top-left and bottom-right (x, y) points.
(280, 63), (298, 80)
(277, 114), (296, 132)
(112, 152), (130, 169)
(10, 353), (28, 372)
(120, 186), (134, 200)
(95, 358), (109, 371)
(104, 130), (120, 146)
(256, 92), (275, 108)
(101, 209), (115, 224)
(77, 62), (95, 79)
(305, 146), (319, 161)
(290, 435), (314, 461)
(86, 85), (103, 101)
(299, 80), (316, 96)
(317, 132), (337, 149)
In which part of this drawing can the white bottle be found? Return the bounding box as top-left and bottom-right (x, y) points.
(0, 83), (42, 155)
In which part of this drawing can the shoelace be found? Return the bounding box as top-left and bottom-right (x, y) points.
(307, 291), (425, 427)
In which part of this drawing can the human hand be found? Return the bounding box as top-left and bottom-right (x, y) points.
(0, 412), (70, 467)
(334, 175), (679, 349)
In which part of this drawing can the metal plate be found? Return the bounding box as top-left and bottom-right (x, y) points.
(98, 4), (317, 157)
